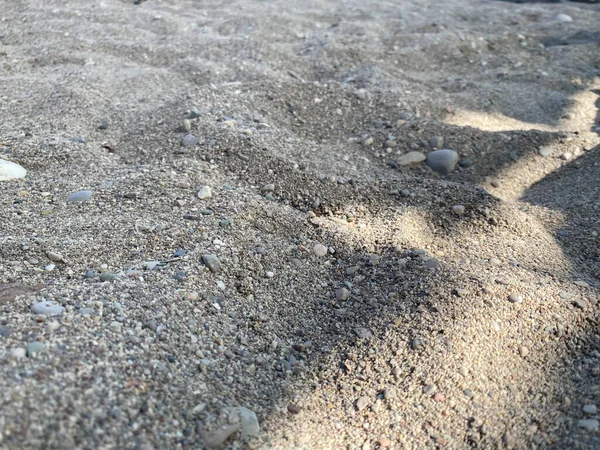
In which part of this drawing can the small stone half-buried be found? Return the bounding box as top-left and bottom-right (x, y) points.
(0, 158), (27, 181)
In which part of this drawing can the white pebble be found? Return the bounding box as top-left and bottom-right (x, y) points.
(197, 186), (212, 199)
(313, 243), (328, 257)
(0, 158), (27, 181)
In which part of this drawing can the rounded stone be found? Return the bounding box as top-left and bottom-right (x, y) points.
(430, 136), (444, 148)
(26, 342), (44, 357)
(336, 287), (350, 301)
(67, 190), (93, 203)
(261, 183), (275, 193)
(583, 404), (598, 415)
(203, 254), (221, 273)
(508, 294), (523, 303)
(181, 134), (199, 146)
(10, 348), (26, 359)
(313, 243), (328, 257)
(0, 158), (27, 181)
(47, 251), (63, 262)
(31, 300), (65, 315)
(426, 149), (459, 175)
(539, 147), (554, 157)
(452, 205), (465, 215)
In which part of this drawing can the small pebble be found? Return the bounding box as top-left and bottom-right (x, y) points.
(261, 183), (275, 193)
(10, 348), (26, 359)
(508, 294), (522, 303)
(31, 301), (65, 315)
(265, 271), (275, 278)
(578, 419), (599, 432)
(239, 407), (260, 439)
(313, 243), (328, 257)
(47, 321), (60, 332)
(47, 251), (63, 262)
(423, 384), (437, 395)
(99, 273), (120, 282)
(85, 269), (95, 279)
(203, 254), (221, 273)
(336, 287), (350, 301)
(397, 151), (426, 167)
(26, 341), (44, 357)
(181, 134), (199, 146)
(491, 180), (500, 188)
(426, 149), (459, 175)
(539, 147), (554, 157)
(556, 13), (573, 23)
(519, 346), (529, 358)
(430, 136), (444, 148)
(183, 119), (192, 132)
(583, 405), (598, 415)
(356, 396), (370, 411)
(197, 186), (212, 199)
(67, 190), (93, 203)
(452, 205), (465, 215)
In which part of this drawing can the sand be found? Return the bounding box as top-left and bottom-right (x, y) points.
(0, 0), (599, 448)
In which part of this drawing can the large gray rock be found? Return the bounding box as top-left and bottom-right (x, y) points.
(426, 149), (459, 175)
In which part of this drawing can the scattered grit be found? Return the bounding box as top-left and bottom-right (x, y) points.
(1, 0), (600, 449)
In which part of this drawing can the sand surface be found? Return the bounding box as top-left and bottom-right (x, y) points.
(1, 0), (600, 448)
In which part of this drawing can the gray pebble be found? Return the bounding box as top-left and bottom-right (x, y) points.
(459, 158), (473, 168)
(452, 205), (465, 215)
(354, 328), (373, 339)
(261, 183), (275, 193)
(181, 134), (199, 147)
(346, 266), (359, 276)
(26, 341), (44, 357)
(197, 186), (212, 199)
(78, 308), (97, 316)
(203, 254), (221, 273)
(47, 251), (63, 262)
(412, 337), (426, 350)
(100, 273), (121, 282)
(67, 190), (93, 203)
(430, 136), (444, 148)
(239, 407), (260, 439)
(0, 326), (12, 337)
(10, 348), (26, 359)
(578, 419), (599, 432)
(98, 120), (110, 130)
(424, 259), (441, 270)
(85, 269), (95, 279)
(203, 424), (240, 448)
(426, 149), (459, 175)
(423, 384), (437, 395)
(189, 108), (202, 119)
(583, 404), (598, 415)
(336, 287), (350, 301)
(539, 147), (554, 157)
(31, 301), (65, 315)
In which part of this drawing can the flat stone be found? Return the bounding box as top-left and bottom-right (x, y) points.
(354, 327), (372, 339)
(261, 183), (275, 193)
(0, 326), (11, 337)
(539, 147), (554, 157)
(203, 424), (240, 448)
(0, 158), (27, 181)
(181, 134), (199, 146)
(99, 273), (121, 282)
(31, 300), (65, 315)
(203, 254), (221, 273)
(197, 186), (212, 199)
(47, 251), (63, 262)
(578, 419), (599, 432)
(426, 149), (459, 175)
(397, 151), (426, 167)
(583, 404), (597, 415)
(10, 348), (26, 359)
(556, 13), (573, 23)
(67, 190), (93, 203)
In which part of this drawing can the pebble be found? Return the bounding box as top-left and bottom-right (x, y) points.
(423, 384), (437, 395)
(578, 419), (599, 432)
(426, 149), (459, 175)
(47, 321), (60, 332)
(45, 264), (56, 271)
(183, 119), (192, 132)
(99, 273), (121, 282)
(354, 328), (372, 339)
(539, 147), (554, 157)
(265, 271), (275, 278)
(189, 108), (202, 119)
(85, 269), (95, 279)
(363, 137), (374, 146)
(197, 186), (212, 199)
(26, 342), (44, 357)
(175, 181), (191, 189)
(574, 298), (589, 309)
(583, 405), (598, 415)
(239, 407), (260, 439)
(412, 337), (426, 350)
(518, 346), (529, 357)
(47, 251), (63, 262)
(508, 294), (522, 304)
(0, 326), (11, 337)
(261, 183), (275, 193)
(379, 438), (392, 448)
(78, 307), (96, 316)
(556, 13), (573, 23)
(203, 254), (221, 273)
(346, 266), (359, 276)
(181, 134), (199, 146)
(203, 424), (240, 448)
(430, 136), (444, 148)
(452, 205), (465, 215)
(491, 180), (501, 188)
(313, 243), (328, 257)
(0, 158), (27, 181)
(397, 151), (426, 167)
(455, 289), (468, 297)
(98, 120), (110, 130)
(67, 190), (93, 203)
(424, 259), (441, 270)
(356, 396), (370, 411)
(355, 88), (367, 100)
(31, 300), (65, 315)
(10, 348), (26, 359)
(336, 288), (350, 301)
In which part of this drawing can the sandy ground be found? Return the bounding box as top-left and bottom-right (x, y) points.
(1, 0), (600, 448)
